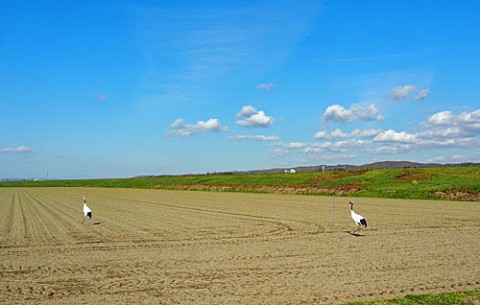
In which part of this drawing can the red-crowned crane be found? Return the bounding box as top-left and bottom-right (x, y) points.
(348, 201), (367, 236)
(82, 195), (92, 223)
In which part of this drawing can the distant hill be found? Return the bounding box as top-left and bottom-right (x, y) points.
(231, 161), (480, 174)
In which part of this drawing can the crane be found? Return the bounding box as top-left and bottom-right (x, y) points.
(348, 201), (367, 236)
(82, 195), (92, 223)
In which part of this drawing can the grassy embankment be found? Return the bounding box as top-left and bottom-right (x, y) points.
(342, 288), (480, 305)
(1, 166), (479, 200)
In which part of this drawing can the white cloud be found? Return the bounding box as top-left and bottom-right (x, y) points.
(419, 127), (467, 138)
(350, 129), (383, 138)
(423, 109), (480, 138)
(283, 142), (306, 149)
(312, 139), (368, 153)
(228, 134), (280, 141)
(313, 128), (348, 140)
(314, 128), (382, 140)
(417, 137), (480, 149)
(330, 128), (349, 139)
(374, 143), (413, 154)
(237, 105), (258, 118)
(322, 103), (383, 123)
(414, 88), (430, 100)
(427, 110), (455, 126)
(373, 129), (417, 143)
(0, 146), (34, 154)
(389, 84), (416, 100)
(313, 130), (329, 140)
(167, 118), (228, 137)
(277, 139), (368, 155)
(236, 105), (275, 127)
(256, 82), (274, 90)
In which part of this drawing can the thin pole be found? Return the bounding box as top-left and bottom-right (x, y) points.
(332, 195), (336, 229)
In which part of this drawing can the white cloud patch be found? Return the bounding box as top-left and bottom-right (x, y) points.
(322, 103), (383, 123)
(374, 143), (413, 154)
(283, 142), (307, 149)
(1, 146), (34, 154)
(313, 130), (329, 140)
(389, 84), (416, 100)
(373, 129), (417, 143)
(314, 128), (382, 140)
(350, 129), (383, 138)
(313, 128), (348, 140)
(167, 118), (228, 137)
(423, 109), (480, 138)
(256, 82), (274, 90)
(236, 105), (275, 128)
(228, 134), (280, 141)
(276, 139), (368, 155)
(415, 88), (430, 100)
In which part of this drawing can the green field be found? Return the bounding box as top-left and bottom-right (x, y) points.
(2, 166), (479, 201)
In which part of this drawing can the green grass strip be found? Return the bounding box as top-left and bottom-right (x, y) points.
(342, 288), (480, 305)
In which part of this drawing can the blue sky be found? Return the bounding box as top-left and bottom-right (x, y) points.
(1, 0), (480, 178)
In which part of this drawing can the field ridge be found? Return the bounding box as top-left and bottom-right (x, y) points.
(1, 166), (479, 201)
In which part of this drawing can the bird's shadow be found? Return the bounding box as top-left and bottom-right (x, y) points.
(346, 231), (365, 237)
(93, 221), (101, 225)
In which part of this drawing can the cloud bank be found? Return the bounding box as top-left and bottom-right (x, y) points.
(282, 108), (480, 161)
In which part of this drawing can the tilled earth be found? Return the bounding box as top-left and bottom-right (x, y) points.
(1, 187), (480, 304)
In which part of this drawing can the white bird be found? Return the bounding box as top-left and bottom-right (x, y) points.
(348, 201), (367, 235)
(82, 195), (92, 223)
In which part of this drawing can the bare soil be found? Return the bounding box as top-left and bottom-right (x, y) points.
(1, 187), (480, 304)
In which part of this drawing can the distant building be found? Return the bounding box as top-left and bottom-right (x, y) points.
(285, 169), (296, 174)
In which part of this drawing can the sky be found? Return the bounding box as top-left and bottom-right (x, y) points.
(1, 0), (480, 179)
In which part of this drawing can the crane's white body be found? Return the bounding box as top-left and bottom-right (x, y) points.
(82, 195), (92, 222)
(83, 202), (91, 217)
(349, 201), (367, 235)
(350, 209), (364, 226)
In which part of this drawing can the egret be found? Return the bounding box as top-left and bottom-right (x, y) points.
(82, 195), (92, 223)
(348, 201), (367, 236)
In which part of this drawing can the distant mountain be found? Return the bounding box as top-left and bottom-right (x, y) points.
(230, 161), (480, 174)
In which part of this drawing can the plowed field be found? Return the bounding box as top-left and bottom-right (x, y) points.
(1, 187), (480, 304)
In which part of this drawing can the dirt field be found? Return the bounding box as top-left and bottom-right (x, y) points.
(1, 187), (480, 304)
